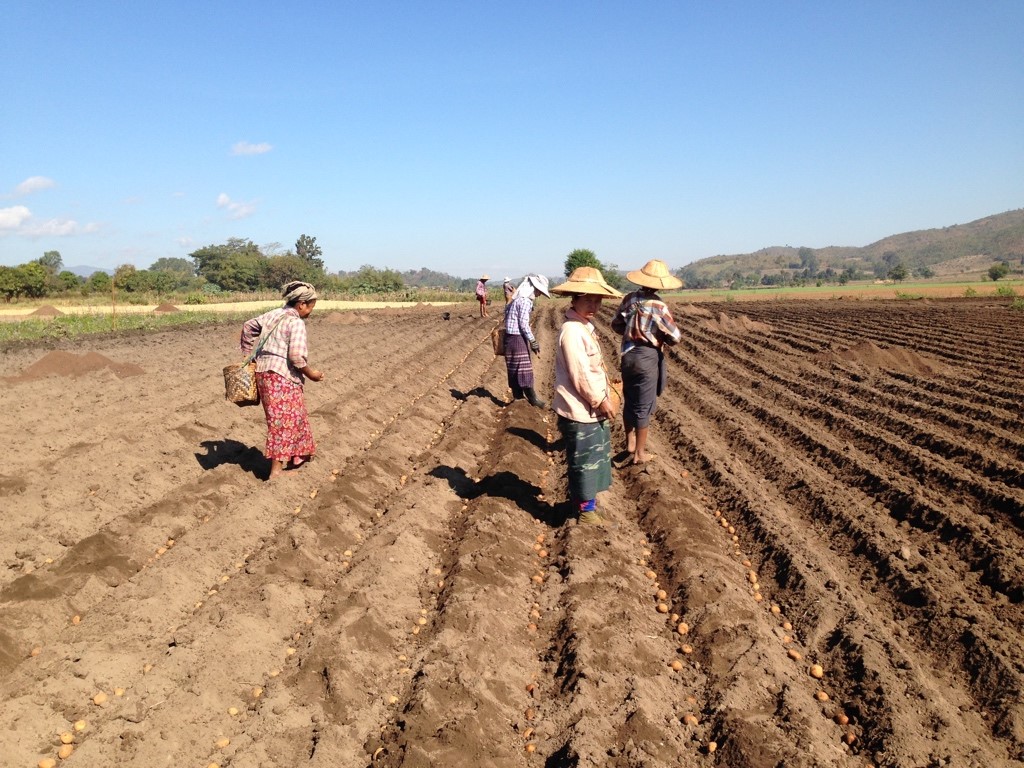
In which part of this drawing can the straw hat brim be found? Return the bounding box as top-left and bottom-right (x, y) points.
(550, 278), (623, 298)
(626, 269), (683, 290)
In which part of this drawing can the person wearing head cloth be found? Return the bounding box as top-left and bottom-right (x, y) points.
(240, 280), (325, 480)
(610, 259), (683, 465)
(550, 267), (624, 524)
(503, 276), (515, 305)
(503, 273), (550, 407)
(475, 274), (490, 318)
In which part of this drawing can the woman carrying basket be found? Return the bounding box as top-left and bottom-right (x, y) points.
(240, 281), (324, 481)
(550, 267), (623, 524)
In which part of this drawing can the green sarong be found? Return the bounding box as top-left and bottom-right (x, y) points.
(558, 416), (612, 502)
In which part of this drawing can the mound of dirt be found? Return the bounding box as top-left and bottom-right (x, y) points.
(153, 303), (180, 313)
(4, 351), (145, 383)
(323, 312), (369, 325)
(674, 303), (713, 317)
(30, 305), (64, 316)
(816, 339), (949, 376)
(698, 312), (773, 334)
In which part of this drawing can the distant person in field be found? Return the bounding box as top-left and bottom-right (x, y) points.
(503, 273), (550, 407)
(503, 276), (515, 305)
(240, 281), (325, 481)
(476, 274), (490, 317)
(550, 267), (623, 524)
(611, 259), (682, 465)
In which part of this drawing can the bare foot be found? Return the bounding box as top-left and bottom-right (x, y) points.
(632, 453), (657, 465)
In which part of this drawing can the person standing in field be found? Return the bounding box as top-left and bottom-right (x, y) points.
(240, 281), (324, 481)
(611, 259), (682, 465)
(476, 274), (490, 318)
(503, 276), (515, 305)
(550, 267), (623, 524)
(503, 273), (550, 407)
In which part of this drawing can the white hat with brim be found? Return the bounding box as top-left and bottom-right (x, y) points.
(626, 259), (683, 290)
(550, 266), (624, 298)
(526, 274), (550, 297)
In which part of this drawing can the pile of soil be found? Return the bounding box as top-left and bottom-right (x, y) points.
(153, 303), (180, 313)
(30, 305), (63, 316)
(3, 351), (145, 383)
(817, 339), (949, 376)
(322, 312), (370, 325)
(698, 312), (773, 334)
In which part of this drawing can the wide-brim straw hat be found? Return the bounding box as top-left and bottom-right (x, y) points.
(480, 274), (490, 280)
(550, 266), (624, 298)
(626, 259), (683, 290)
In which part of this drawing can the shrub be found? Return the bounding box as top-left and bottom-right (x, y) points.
(995, 284), (1017, 298)
(1009, 298), (1024, 311)
(184, 293), (207, 305)
(964, 287), (978, 298)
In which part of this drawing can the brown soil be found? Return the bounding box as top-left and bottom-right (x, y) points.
(153, 302), (181, 313)
(0, 298), (1021, 767)
(30, 305), (64, 316)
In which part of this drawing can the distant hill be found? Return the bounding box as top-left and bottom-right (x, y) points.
(678, 208), (1024, 287)
(67, 265), (111, 278)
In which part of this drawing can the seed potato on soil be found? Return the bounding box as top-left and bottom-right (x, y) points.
(0, 298), (1022, 767)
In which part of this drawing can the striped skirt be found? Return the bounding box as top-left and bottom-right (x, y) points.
(504, 333), (534, 389)
(558, 416), (612, 502)
(256, 371), (316, 461)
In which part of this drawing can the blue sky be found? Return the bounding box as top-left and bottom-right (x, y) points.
(2, 1), (1022, 279)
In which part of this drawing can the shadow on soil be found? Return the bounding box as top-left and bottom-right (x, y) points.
(428, 465), (572, 526)
(449, 386), (506, 407)
(196, 439), (269, 479)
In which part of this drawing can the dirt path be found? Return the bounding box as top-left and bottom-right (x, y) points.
(0, 299), (1021, 767)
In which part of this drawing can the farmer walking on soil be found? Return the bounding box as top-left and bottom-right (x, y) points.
(240, 280), (325, 481)
(611, 259), (682, 466)
(476, 274), (490, 317)
(503, 274), (550, 407)
(550, 267), (623, 524)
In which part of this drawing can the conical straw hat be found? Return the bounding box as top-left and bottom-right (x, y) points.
(550, 266), (624, 298)
(625, 259), (683, 290)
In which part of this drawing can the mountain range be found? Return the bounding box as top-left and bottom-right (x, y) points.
(678, 208), (1024, 285)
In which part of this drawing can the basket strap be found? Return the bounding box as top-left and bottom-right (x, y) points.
(243, 313), (289, 364)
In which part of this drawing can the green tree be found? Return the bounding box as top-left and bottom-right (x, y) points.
(87, 271), (112, 293)
(16, 262), (49, 297)
(37, 250), (63, 274)
(564, 248), (602, 277)
(887, 264), (909, 282)
(190, 239), (267, 290)
(265, 254), (323, 289)
(988, 262), (1010, 281)
(150, 257), (194, 274)
(113, 264), (137, 288)
(0, 266), (20, 302)
(798, 247), (818, 275)
(56, 270), (83, 292)
(295, 234), (325, 271)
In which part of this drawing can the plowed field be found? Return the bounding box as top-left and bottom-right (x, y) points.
(0, 298), (1021, 768)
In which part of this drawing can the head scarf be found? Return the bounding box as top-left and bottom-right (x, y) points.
(511, 273), (550, 302)
(282, 281), (318, 305)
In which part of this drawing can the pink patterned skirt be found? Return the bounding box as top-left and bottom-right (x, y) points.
(256, 372), (316, 461)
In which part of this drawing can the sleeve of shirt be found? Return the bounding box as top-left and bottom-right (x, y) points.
(240, 315), (262, 355)
(610, 294), (631, 335)
(286, 317), (309, 369)
(653, 302), (682, 344)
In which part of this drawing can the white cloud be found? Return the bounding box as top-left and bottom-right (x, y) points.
(22, 218), (100, 237)
(231, 141), (272, 156)
(13, 176), (56, 196)
(176, 236), (195, 248)
(0, 206), (99, 237)
(0, 206), (32, 230)
(216, 193), (256, 220)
